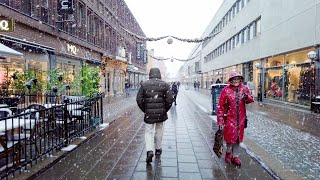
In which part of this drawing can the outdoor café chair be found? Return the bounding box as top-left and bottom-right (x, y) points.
(0, 133), (20, 172)
(12, 109), (40, 157)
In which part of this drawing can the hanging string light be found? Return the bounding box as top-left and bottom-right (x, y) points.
(148, 53), (200, 62)
(121, 26), (221, 43)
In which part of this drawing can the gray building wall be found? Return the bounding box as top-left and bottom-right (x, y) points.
(200, 0), (320, 73)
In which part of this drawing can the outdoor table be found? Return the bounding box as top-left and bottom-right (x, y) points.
(42, 103), (84, 111)
(0, 118), (35, 132)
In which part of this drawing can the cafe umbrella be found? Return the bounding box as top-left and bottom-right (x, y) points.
(0, 42), (23, 58)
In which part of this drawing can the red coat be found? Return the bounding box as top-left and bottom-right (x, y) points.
(217, 84), (253, 144)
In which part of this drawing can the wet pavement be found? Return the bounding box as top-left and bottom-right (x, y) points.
(184, 86), (320, 180)
(33, 88), (273, 180)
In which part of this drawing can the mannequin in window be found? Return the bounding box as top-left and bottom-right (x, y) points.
(288, 71), (298, 102)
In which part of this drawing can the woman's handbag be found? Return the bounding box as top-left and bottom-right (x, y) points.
(213, 129), (224, 158)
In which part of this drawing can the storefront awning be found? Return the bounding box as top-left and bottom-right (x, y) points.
(127, 65), (147, 74)
(0, 42), (23, 57)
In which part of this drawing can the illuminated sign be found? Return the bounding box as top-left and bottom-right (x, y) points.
(67, 43), (77, 55)
(0, 17), (15, 32)
(58, 0), (74, 15)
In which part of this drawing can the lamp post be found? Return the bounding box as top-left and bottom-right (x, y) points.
(255, 62), (263, 103)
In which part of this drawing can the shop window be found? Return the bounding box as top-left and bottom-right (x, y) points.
(265, 67), (283, 100)
(283, 63), (314, 106)
(266, 55), (284, 67)
(285, 49), (313, 65)
(0, 58), (25, 91)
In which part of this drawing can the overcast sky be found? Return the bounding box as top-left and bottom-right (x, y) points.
(124, 0), (224, 77)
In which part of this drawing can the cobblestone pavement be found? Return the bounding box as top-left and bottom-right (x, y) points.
(35, 89), (272, 180)
(183, 86), (320, 180)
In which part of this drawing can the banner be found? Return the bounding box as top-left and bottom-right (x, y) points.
(136, 43), (142, 60)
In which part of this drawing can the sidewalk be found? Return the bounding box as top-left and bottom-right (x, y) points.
(183, 86), (320, 180)
(32, 89), (273, 180)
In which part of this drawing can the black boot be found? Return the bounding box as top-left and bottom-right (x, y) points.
(146, 151), (154, 164)
(155, 149), (162, 155)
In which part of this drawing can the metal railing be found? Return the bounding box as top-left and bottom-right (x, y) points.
(0, 93), (104, 179)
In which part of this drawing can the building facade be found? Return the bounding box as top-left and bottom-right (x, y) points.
(0, 0), (147, 96)
(181, 0), (320, 107)
(146, 49), (168, 80)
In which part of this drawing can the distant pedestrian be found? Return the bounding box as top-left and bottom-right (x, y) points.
(197, 81), (200, 90)
(215, 78), (222, 84)
(125, 81), (130, 97)
(217, 72), (253, 167)
(171, 82), (179, 105)
(136, 68), (174, 164)
(177, 81), (180, 90)
(194, 81), (197, 90)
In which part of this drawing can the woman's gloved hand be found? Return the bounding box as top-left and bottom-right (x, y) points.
(242, 93), (248, 101)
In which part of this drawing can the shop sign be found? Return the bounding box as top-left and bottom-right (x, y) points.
(0, 17), (15, 32)
(67, 43), (78, 55)
(58, 0), (74, 15)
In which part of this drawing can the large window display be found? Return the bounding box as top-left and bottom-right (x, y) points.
(264, 48), (315, 106)
(265, 67), (283, 100)
(283, 63), (314, 105)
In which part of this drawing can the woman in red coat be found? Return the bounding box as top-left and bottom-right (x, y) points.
(217, 72), (253, 166)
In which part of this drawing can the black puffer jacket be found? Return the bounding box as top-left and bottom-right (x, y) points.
(136, 68), (173, 124)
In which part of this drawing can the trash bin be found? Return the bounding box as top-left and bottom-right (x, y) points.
(211, 84), (228, 115)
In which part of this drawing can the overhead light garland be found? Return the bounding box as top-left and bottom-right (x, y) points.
(121, 26), (221, 43)
(149, 53), (200, 62)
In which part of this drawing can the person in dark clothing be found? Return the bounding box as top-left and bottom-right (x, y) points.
(177, 81), (180, 90)
(125, 81), (130, 97)
(171, 82), (179, 105)
(136, 68), (174, 164)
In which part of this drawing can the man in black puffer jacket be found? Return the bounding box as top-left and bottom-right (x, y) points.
(136, 68), (173, 164)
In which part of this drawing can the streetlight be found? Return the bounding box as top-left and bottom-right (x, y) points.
(255, 62), (263, 103)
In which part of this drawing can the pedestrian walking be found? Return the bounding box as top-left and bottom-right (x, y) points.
(194, 81), (197, 90)
(216, 72), (253, 167)
(136, 68), (174, 164)
(171, 82), (179, 105)
(197, 81), (200, 90)
(177, 81), (180, 90)
(125, 81), (130, 97)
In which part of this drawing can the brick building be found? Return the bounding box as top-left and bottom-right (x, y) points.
(0, 0), (147, 96)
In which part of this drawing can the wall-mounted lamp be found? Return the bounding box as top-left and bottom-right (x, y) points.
(307, 51), (317, 60)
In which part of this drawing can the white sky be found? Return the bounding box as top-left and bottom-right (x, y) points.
(124, 0), (224, 77)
